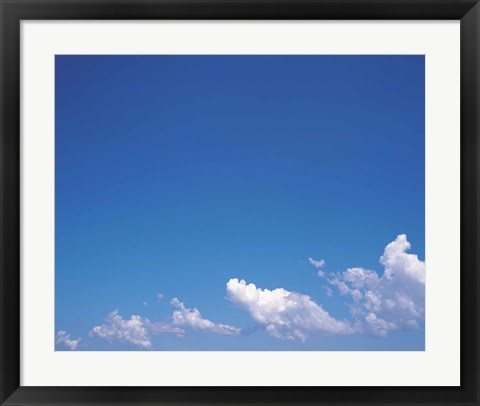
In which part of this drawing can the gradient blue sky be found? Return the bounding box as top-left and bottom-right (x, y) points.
(55, 55), (425, 351)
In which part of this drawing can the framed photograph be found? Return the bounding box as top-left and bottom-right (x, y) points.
(1, 0), (479, 405)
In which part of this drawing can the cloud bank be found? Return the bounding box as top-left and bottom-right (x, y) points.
(77, 234), (424, 348)
(227, 234), (425, 341)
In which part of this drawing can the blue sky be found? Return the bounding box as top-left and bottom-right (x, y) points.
(55, 55), (425, 351)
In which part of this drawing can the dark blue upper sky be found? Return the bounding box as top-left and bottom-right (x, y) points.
(55, 55), (425, 351)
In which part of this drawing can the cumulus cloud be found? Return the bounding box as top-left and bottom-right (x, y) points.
(89, 300), (240, 349)
(56, 330), (81, 350)
(308, 257), (326, 277)
(326, 234), (425, 337)
(226, 278), (354, 342)
(85, 234), (423, 347)
(171, 298), (241, 336)
(90, 310), (153, 349)
(381, 234), (425, 284)
(89, 310), (186, 349)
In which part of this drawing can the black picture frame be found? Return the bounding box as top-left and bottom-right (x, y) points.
(1, 1), (478, 405)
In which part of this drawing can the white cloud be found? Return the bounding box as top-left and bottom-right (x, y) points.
(149, 321), (185, 337)
(89, 310), (186, 349)
(226, 278), (354, 342)
(308, 257), (326, 277)
(90, 310), (153, 349)
(343, 267), (379, 289)
(328, 275), (352, 295)
(350, 289), (363, 302)
(326, 234), (425, 337)
(56, 330), (81, 350)
(324, 286), (334, 298)
(381, 234), (425, 284)
(364, 312), (398, 337)
(171, 298), (241, 336)
(84, 235), (423, 348)
(157, 293), (164, 301)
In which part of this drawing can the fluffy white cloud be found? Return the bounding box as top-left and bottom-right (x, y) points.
(326, 234), (425, 337)
(89, 310), (186, 349)
(89, 300), (239, 349)
(381, 234), (425, 284)
(90, 310), (153, 349)
(308, 257), (326, 277)
(85, 234), (423, 347)
(56, 330), (81, 350)
(226, 278), (354, 342)
(171, 298), (241, 336)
